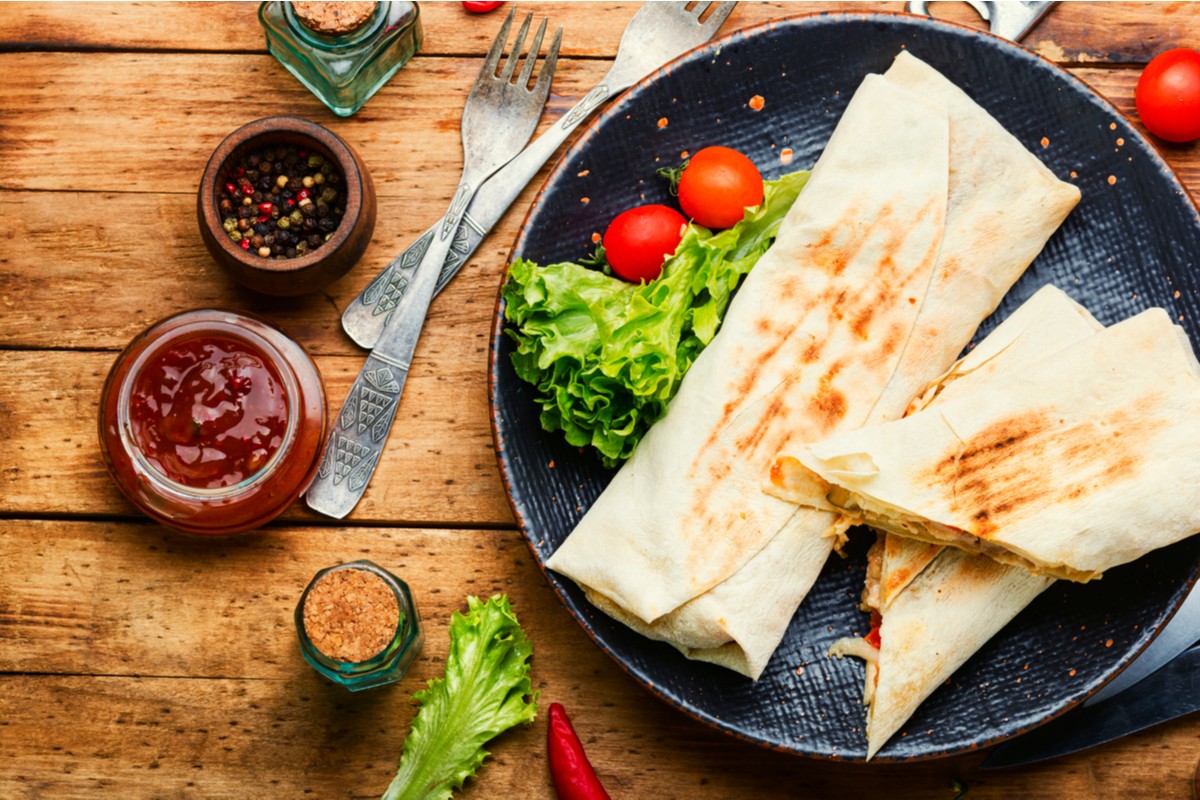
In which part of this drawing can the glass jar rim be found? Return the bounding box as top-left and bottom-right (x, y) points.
(114, 312), (302, 501)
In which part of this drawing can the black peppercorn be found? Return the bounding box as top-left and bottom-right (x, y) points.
(219, 143), (346, 260)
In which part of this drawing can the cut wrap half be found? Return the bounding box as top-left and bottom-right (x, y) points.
(775, 305), (1200, 584)
(546, 52), (1080, 679)
(793, 286), (1103, 759)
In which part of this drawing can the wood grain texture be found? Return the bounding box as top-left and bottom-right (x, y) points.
(3, 2), (1200, 797)
(0, 350), (511, 525)
(3, 2), (1198, 64)
(1, 520), (1196, 799)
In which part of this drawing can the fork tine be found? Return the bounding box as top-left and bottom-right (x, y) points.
(687, 1), (712, 19)
(516, 17), (548, 88)
(532, 25), (563, 96)
(500, 12), (534, 83)
(481, 6), (515, 77)
(699, 1), (737, 31)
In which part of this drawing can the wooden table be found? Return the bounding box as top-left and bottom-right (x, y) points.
(2, 2), (1198, 797)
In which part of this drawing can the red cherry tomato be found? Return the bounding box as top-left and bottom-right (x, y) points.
(677, 146), (764, 229)
(1135, 48), (1200, 143)
(462, 1), (504, 12)
(603, 204), (687, 283)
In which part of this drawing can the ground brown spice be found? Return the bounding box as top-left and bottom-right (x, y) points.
(303, 568), (400, 663)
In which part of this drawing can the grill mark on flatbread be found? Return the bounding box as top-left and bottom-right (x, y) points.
(929, 397), (1164, 537)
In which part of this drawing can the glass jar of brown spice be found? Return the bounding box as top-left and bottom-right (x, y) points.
(295, 560), (423, 690)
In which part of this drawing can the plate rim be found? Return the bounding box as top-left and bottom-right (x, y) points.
(486, 10), (1200, 762)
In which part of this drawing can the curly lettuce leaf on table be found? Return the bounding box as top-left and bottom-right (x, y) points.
(382, 595), (536, 800)
(502, 170), (810, 467)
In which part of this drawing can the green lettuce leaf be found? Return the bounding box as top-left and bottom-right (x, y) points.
(382, 595), (536, 800)
(502, 169), (810, 467)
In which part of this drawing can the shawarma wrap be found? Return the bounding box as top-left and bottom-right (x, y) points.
(546, 52), (1080, 678)
(778, 306), (1200, 584)
(813, 286), (1102, 758)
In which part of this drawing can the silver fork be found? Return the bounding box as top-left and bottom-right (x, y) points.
(305, 9), (562, 519)
(342, 1), (737, 349)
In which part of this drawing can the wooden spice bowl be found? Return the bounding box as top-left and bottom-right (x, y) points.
(197, 115), (376, 296)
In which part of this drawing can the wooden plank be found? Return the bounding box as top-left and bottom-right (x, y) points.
(0, 51), (606, 195)
(0, 191), (521, 356)
(1, 520), (1197, 799)
(1, 53), (1197, 197)
(2, 2), (1198, 65)
(0, 351), (512, 525)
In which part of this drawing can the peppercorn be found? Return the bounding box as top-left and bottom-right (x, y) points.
(218, 143), (346, 259)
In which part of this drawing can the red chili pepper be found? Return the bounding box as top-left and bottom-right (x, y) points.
(224, 182), (237, 196)
(240, 238), (251, 251)
(462, 0), (504, 11)
(547, 703), (610, 800)
(286, 198), (296, 207)
(256, 214), (270, 224)
(258, 202), (273, 213)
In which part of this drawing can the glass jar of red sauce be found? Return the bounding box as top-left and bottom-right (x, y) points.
(99, 309), (327, 534)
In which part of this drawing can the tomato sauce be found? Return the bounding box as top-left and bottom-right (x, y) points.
(129, 335), (289, 489)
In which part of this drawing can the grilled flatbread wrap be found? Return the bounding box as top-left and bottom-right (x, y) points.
(785, 307), (1200, 583)
(547, 53), (1080, 679)
(822, 286), (1101, 759)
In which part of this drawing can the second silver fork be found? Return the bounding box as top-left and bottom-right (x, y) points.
(342, 1), (738, 349)
(305, 9), (562, 519)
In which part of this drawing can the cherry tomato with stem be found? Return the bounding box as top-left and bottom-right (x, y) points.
(676, 145), (764, 229)
(1135, 48), (1200, 143)
(602, 204), (687, 283)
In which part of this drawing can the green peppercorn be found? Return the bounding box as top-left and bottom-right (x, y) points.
(230, 230), (243, 242)
(222, 218), (238, 233)
(320, 187), (337, 204)
(307, 154), (324, 169)
(296, 241), (309, 255)
(277, 217), (291, 230)
(289, 209), (303, 225)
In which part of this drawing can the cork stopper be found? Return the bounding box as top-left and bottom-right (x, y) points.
(292, 1), (377, 36)
(303, 568), (401, 663)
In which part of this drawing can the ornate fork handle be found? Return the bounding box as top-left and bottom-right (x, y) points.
(306, 177), (478, 518)
(342, 82), (618, 349)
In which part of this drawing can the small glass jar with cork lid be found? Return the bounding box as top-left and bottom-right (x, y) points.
(295, 559), (423, 690)
(259, 1), (423, 117)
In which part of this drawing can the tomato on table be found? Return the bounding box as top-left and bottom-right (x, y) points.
(602, 204), (687, 283)
(677, 145), (764, 229)
(1136, 48), (1200, 143)
(462, 1), (504, 12)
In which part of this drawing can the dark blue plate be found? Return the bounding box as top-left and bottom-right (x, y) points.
(488, 13), (1200, 760)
